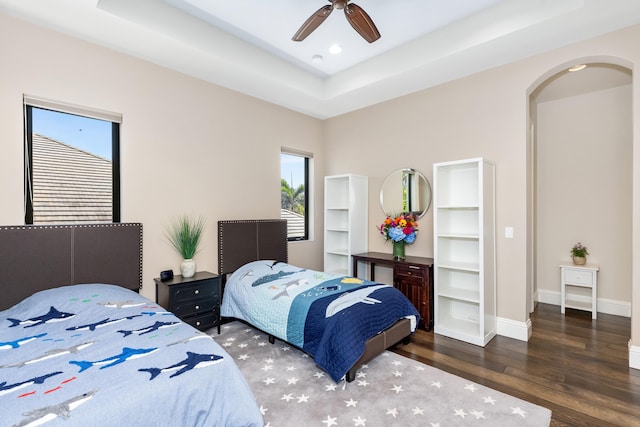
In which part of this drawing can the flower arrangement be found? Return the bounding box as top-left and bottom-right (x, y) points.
(570, 242), (589, 258)
(379, 213), (418, 244)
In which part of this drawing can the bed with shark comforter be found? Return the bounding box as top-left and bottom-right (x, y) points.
(0, 283), (263, 427)
(218, 219), (420, 383)
(221, 260), (420, 382)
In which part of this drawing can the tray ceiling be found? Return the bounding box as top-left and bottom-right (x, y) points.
(1, 0), (640, 118)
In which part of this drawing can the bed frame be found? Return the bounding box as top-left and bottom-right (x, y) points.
(218, 219), (412, 382)
(0, 223), (143, 311)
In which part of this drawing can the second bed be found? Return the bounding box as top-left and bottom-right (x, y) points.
(218, 219), (419, 382)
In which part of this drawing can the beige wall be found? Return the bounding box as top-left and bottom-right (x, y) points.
(2, 12), (640, 353)
(0, 13), (325, 301)
(536, 84), (632, 308)
(325, 66), (530, 323)
(324, 25), (640, 349)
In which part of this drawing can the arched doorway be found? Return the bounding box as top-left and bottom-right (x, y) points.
(527, 60), (633, 327)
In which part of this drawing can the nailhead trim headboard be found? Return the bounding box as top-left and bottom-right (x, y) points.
(218, 219), (288, 276)
(0, 223), (142, 311)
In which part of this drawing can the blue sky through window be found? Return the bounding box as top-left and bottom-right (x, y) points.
(32, 108), (112, 160)
(281, 153), (305, 188)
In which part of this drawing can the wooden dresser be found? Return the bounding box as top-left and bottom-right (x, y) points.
(352, 252), (434, 331)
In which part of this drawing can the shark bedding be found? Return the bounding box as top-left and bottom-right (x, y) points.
(221, 260), (420, 382)
(0, 284), (263, 427)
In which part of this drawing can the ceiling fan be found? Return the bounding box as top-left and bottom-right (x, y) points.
(292, 0), (381, 43)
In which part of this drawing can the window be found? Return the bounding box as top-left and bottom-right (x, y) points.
(281, 150), (310, 241)
(24, 96), (121, 224)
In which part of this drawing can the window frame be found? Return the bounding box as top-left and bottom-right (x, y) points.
(281, 149), (311, 242)
(23, 97), (121, 224)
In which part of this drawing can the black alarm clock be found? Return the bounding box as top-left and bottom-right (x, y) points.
(160, 269), (174, 282)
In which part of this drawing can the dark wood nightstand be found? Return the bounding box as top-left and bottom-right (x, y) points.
(352, 252), (434, 331)
(154, 271), (221, 333)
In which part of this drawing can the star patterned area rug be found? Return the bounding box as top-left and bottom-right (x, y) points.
(211, 321), (551, 427)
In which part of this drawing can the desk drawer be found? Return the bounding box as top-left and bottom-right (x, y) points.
(394, 264), (427, 281)
(564, 269), (594, 286)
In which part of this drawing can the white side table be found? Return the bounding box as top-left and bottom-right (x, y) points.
(560, 263), (599, 319)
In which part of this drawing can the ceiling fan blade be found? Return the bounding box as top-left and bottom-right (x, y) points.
(344, 3), (380, 43)
(292, 5), (333, 42)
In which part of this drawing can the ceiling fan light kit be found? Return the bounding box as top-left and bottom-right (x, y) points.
(292, 0), (381, 43)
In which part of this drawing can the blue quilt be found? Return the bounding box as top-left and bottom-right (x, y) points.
(221, 261), (420, 382)
(0, 284), (263, 427)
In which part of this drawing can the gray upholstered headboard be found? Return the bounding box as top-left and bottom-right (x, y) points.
(218, 219), (288, 275)
(0, 223), (142, 311)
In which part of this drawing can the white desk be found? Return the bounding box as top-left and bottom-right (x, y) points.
(560, 263), (599, 319)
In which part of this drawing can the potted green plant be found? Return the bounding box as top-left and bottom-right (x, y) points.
(570, 242), (589, 265)
(166, 215), (205, 278)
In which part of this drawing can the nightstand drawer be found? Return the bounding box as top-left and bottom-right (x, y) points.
(564, 269), (594, 285)
(183, 311), (220, 330)
(172, 281), (219, 303)
(172, 298), (218, 317)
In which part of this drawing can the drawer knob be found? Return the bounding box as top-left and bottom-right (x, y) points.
(195, 305), (200, 310)
(194, 289), (200, 295)
(196, 321), (201, 326)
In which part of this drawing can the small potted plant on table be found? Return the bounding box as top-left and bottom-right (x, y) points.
(570, 242), (589, 265)
(166, 215), (205, 278)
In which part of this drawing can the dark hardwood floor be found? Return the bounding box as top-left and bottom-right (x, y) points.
(391, 303), (640, 426)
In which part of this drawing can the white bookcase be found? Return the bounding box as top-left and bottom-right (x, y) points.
(324, 174), (368, 276)
(433, 158), (496, 346)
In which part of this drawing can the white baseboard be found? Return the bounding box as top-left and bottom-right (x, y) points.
(479, 316), (639, 373)
(498, 318), (640, 371)
(446, 291), (631, 351)
(537, 289), (631, 317)
(539, 290), (638, 370)
(495, 319), (640, 371)
(496, 289), (629, 344)
(629, 342), (640, 370)
(497, 316), (531, 342)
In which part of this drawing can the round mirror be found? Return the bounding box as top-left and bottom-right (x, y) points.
(380, 168), (432, 219)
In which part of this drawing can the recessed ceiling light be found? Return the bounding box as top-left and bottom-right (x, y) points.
(329, 44), (342, 55)
(311, 54), (323, 64)
(568, 64), (587, 72)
